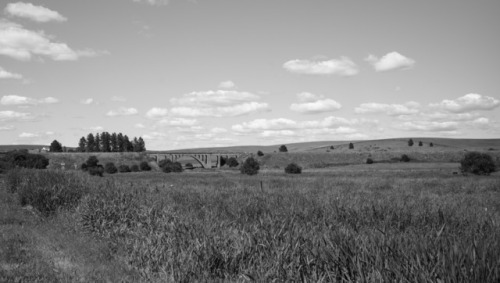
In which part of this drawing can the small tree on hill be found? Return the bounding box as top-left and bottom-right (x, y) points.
(285, 163), (302, 174)
(130, 164), (140, 172)
(49, 140), (63, 152)
(400, 154), (410, 162)
(240, 157), (260, 175)
(366, 158), (374, 164)
(349, 143), (354, 149)
(418, 141), (423, 146)
(430, 142), (434, 147)
(104, 162), (118, 174)
(85, 156), (99, 168)
(78, 137), (86, 152)
(140, 161), (151, 171)
(460, 152), (496, 175)
(279, 145), (288, 152)
(257, 150), (264, 156)
(227, 157), (239, 167)
(118, 164), (131, 173)
(408, 139), (414, 147)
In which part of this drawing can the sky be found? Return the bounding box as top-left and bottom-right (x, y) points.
(0, 0), (499, 150)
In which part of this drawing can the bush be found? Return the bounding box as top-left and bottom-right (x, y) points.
(279, 145), (288, 152)
(159, 159), (182, 173)
(285, 163), (302, 174)
(418, 141), (423, 146)
(81, 163), (88, 171)
(89, 166), (104, 177)
(460, 152), (496, 175)
(408, 139), (414, 147)
(3, 151), (49, 169)
(227, 157), (239, 168)
(257, 150), (264, 156)
(240, 157), (260, 175)
(349, 143), (354, 149)
(85, 156), (99, 168)
(430, 142), (434, 147)
(104, 162), (118, 174)
(140, 161), (151, 171)
(118, 165), (131, 173)
(130, 164), (140, 172)
(366, 158), (374, 164)
(185, 163), (194, 170)
(400, 154), (410, 162)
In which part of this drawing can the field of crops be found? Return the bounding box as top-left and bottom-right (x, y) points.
(2, 166), (500, 282)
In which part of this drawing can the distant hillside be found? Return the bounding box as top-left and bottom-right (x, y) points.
(0, 144), (48, 152)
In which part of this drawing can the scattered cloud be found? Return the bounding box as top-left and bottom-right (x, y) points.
(110, 96), (127, 102)
(170, 90), (269, 117)
(290, 92), (341, 114)
(145, 107), (168, 119)
(283, 57), (358, 76)
(19, 132), (39, 138)
(355, 102), (420, 116)
(134, 123), (146, 129)
(0, 19), (99, 61)
(132, 0), (170, 6)
(431, 93), (500, 113)
(218, 80), (235, 89)
(106, 107), (138, 117)
(0, 125), (15, 131)
(210, 127), (227, 134)
(365, 52), (415, 72)
(0, 66), (22, 79)
(5, 2), (67, 23)
(395, 121), (459, 132)
(0, 110), (34, 121)
(0, 95), (59, 106)
(80, 98), (94, 105)
(155, 117), (198, 127)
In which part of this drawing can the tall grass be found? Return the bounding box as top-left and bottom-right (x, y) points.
(77, 172), (500, 282)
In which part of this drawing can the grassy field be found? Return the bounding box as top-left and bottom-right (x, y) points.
(1, 163), (499, 282)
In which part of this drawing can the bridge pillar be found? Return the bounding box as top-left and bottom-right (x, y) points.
(206, 154), (212, 168)
(216, 155), (221, 168)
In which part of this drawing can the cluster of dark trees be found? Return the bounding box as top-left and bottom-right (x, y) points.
(0, 150), (49, 172)
(78, 132), (146, 152)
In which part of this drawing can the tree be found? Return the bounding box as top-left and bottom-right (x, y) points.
(86, 133), (95, 152)
(460, 152), (496, 175)
(430, 142), (434, 147)
(117, 133), (125, 152)
(285, 163), (302, 174)
(418, 141), (423, 146)
(49, 140), (63, 152)
(133, 137), (140, 152)
(257, 150), (264, 156)
(94, 133), (101, 152)
(408, 139), (414, 147)
(138, 137), (146, 152)
(124, 135), (133, 152)
(349, 143), (354, 149)
(400, 154), (410, 162)
(85, 156), (99, 168)
(78, 137), (86, 152)
(227, 157), (239, 167)
(104, 162), (118, 174)
(111, 133), (118, 152)
(279, 145), (288, 152)
(240, 157), (260, 175)
(140, 161), (151, 171)
(366, 158), (374, 164)
(101, 132), (111, 152)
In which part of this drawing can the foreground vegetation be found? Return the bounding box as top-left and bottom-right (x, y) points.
(2, 166), (499, 282)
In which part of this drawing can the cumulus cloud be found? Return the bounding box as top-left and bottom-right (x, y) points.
(155, 118), (198, 127)
(0, 66), (22, 79)
(19, 132), (39, 138)
(80, 98), (94, 105)
(0, 110), (34, 121)
(0, 19), (98, 61)
(290, 92), (342, 114)
(170, 90), (269, 117)
(431, 93), (500, 113)
(395, 121), (459, 132)
(0, 125), (15, 131)
(106, 107), (138, 117)
(132, 0), (170, 5)
(218, 80), (235, 89)
(365, 52), (415, 72)
(134, 123), (146, 129)
(5, 2), (67, 23)
(145, 107), (168, 119)
(0, 95), (58, 106)
(355, 102), (420, 116)
(283, 57), (358, 76)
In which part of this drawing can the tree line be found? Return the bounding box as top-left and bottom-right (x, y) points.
(78, 132), (146, 152)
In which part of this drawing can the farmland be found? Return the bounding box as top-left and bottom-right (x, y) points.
(1, 155), (500, 281)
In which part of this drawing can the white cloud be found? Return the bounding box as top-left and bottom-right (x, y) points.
(218, 80), (235, 89)
(170, 90), (269, 117)
(80, 98), (94, 105)
(0, 19), (98, 61)
(19, 132), (39, 138)
(365, 52), (415, 72)
(211, 127), (227, 134)
(0, 125), (15, 131)
(395, 121), (459, 132)
(431, 93), (500, 113)
(110, 96), (127, 102)
(155, 118), (198, 127)
(232, 118), (297, 133)
(0, 66), (22, 79)
(106, 107), (138, 117)
(145, 107), (168, 119)
(296, 92), (323, 103)
(5, 2), (67, 23)
(290, 99), (342, 114)
(283, 57), (358, 76)
(132, 0), (170, 5)
(87, 126), (104, 131)
(261, 130), (297, 138)
(0, 95), (58, 105)
(0, 110), (34, 121)
(134, 123), (146, 129)
(355, 102), (420, 116)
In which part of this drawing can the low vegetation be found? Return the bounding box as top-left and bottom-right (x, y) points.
(284, 162), (302, 174)
(240, 157), (260, 175)
(460, 151), (496, 175)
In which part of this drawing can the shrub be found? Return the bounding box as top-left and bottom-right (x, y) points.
(227, 157), (239, 168)
(89, 166), (104, 177)
(400, 154), (410, 162)
(118, 164), (131, 173)
(185, 163), (194, 170)
(279, 145), (288, 152)
(3, 151), (49, 169)
(460, 151), (496, 175)
(430, 142), (434, 147)
(0, 160), (11, 174)
(81, 163), (88, 171)
(408, 139), (414, 146)
(130, 164), (140, 172)
(349, 143), (354, 149)
(240, 157), (260, 175)
(330, 145), (334, 150)
(285, 163), (302, 174)
(418, 141), (423, 146)
(366, 158), (374, 164)
(257, 150), (264, 156)
(140, 161), (151, 171)
(104, 162), (118, 174)
(85, 156), (99, 168)
(159, 159), (183, 173)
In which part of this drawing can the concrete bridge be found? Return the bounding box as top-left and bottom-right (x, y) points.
(148, 153), (241, 169)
